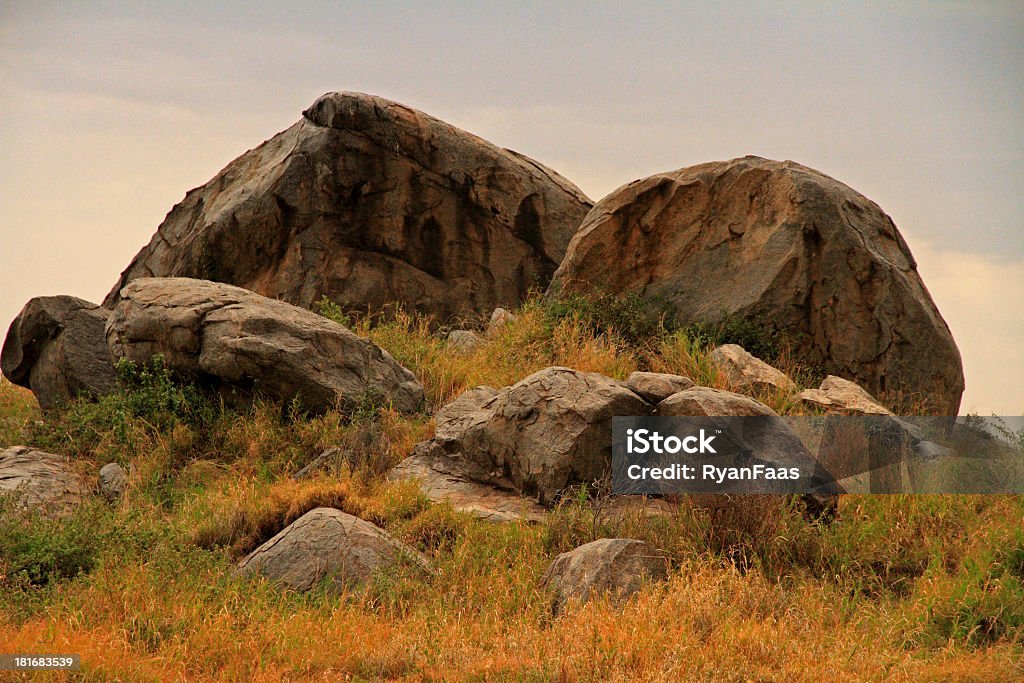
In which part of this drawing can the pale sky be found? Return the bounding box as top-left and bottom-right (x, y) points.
(1, 2), (1022, 413)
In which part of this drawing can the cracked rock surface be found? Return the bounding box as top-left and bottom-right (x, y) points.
(399, 367), (650, 507)
(236, 507), (430, 592)
(2, 296), (118, 409)
(106, 277), (424, 414)
(540, 539), (669, 615)
(549, 156), (964, 415)
(105, 91), (592, 323)
(0, 446), (88, 516)
(708, 344), (795, 394)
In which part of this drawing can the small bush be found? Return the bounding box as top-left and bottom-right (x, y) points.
(682, 315), (781, 364)
(540, 290), (677, 347)
(0, 501), (108, 588)
(316, 295), (354, 330)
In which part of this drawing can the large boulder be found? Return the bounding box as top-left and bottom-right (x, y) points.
(105, 92), (592, 322)
(407, 367), (651, 505)
(106, 277), (424, 413)
(540, 538), (669, 615)
(549, 156), (964, 414)
(0, 446), (88, 515)
(236, 507), (430, 592)
(2, 296), (118, 409)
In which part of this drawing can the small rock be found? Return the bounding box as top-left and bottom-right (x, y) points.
(487, 308), (516, 335)
(798, 375), (892, 415)
(708, 344), (795, 394)
(236, 508), (430, 592)
(0, 446), (87, 515)
(98, 462), (128, 500)
(292, 447), (344, 480)
(626, 371), (695, 404)
(657, 386), (776, 417)
(446, 330), (482, 353)
(540, 538), (669, 615)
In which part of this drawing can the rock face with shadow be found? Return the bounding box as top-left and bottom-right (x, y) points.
(2, 296), (118, 410)
(549, 156), (964, 415)
(397, 367), (650, 509)
(105, 91), (592, 323)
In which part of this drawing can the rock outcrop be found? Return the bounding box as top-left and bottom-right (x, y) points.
(106, 92), (592, 322)
(540, 538), (669, 615)
(0, 446), (88, 515)
(403, 367), (650, 506)
(106, 277), (424, 413)
(549, 156), (964, 414)
(236, 507), (429, 592)
(708, 344), (795, 394)
(2, 296), (118, 409)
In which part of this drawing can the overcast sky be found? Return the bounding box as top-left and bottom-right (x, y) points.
(1, 2), (1021, 413)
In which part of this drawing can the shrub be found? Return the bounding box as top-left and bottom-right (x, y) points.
(316, 295), (354, 330)
(0, 500), (108, 588)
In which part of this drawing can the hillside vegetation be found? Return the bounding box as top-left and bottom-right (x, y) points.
(1, 296), (1021, 681)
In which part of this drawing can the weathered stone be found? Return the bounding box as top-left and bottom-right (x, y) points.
(106, 92), (592, 323)
(98, 462), (129, 500)
(708, 344), (795, 394)
(236, 507), (429, 592)
(411, 367), (650, 505)
(540, 538), (669, 615)
(2, 296), (118, 409)
(549, 156), (964, 414)
(657, 387), (839, 494)
(626, 371), (695, 404)
(388, 452), (546, 523)
(798, 375), (892, 415)
(657, 386), (776, 418)
(487, 308), (516, 335)
(433, 386), (499, 441)
(446, 330), (482, 353)
(0, 446), (87, 515)
(106, 277), (424, 414)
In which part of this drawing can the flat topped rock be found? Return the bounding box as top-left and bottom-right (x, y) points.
(410, 367), (651, 506)
(626, 371), (695, 404)
(106, 91), (592, 322)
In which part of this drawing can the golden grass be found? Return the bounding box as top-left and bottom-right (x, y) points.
(0, 303), (1021, 681)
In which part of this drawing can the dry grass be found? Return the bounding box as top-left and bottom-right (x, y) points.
(0, 299), (1021, 681)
